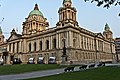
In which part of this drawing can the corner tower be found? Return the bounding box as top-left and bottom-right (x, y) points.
(0, 26), (4, 44)
(56, 0), (78, 27)
(22, 4), (49, 35)
(103, 23), (113, 41)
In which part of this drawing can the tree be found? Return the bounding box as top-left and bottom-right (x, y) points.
(84, 0), (120, 16)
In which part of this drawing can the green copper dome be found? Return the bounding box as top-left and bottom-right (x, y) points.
(0, 26), (2, 33)
(64, 0), (71, 2)
(63, 0), (71, 3)
(105, 23), (110, 31)
(29, 10), (43, 16)
(29, 4), (43, 16)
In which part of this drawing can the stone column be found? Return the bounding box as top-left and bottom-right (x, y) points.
(31, 41), (34, 52)
(50, 36), (52, 50)
(7, 44), (9, 52)
(44, 53), (49, 64)
(15, 42), (17, 53)
(79, 35), (81, 49)
(36, 39), (39, 51)
(69, 31), (72, 47)
(58, 33), (61, 49)
(56, 34), (59, 49)
(43, 38), (45, 50)
(70, 11), (72, 19)
(11, 43), (13, 53)
(23, 39), (27, 53)
(61, 13), (63, 21)
(6, 55), (10, 64)
(19, 41), (22, 52)
(66, 31), (69, 47)
(48, 37), (50, 50)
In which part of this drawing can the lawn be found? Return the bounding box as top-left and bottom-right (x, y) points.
(26, 66), (120, 80)
(0, 64), (65, 75)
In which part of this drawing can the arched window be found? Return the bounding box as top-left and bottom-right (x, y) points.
(46, 40), (49, 49)
(34, 42), (37, 51)
(53, 38), (56, 49)
(40, 41), (42, 50)
(29, 43), (31, 52)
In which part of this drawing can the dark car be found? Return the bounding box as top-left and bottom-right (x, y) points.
(13, 58), (22, 64)
(27, 58), (35, 64)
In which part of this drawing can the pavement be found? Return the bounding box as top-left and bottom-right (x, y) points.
(0, 66), (80, 80)
(0, 68), (65, 80)
(0, 63), (120, 80)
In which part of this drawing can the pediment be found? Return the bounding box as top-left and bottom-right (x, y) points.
(95, 33), (104, 39)
(7, 34), (22, 41)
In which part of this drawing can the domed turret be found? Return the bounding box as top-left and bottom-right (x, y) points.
(104, 23), (110, 31)
(63, 0), (71, 3)
(0, 26), (2, 34)
(57, 0), (78, 27)
(22, 4), (49, 35)
(103, 23), (113, 40)
(0, 26), (4, 44)
(63, 0), (72, 7)
(29, 4), (43, 17)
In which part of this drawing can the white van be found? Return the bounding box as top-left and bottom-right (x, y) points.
(0, 58), (3, 65)
(27, 57), (35, 64)
(48, 57), (56, 64)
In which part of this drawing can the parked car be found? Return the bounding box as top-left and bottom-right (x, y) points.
(48, 57), (56, 64)
(27, 58), (35, 64)
(0, 58), (3, 65)
(13, 58), (22, 64)
(37, 57), (44, 64)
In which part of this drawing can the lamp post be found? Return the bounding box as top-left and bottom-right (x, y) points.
(61, 39), (67, 64)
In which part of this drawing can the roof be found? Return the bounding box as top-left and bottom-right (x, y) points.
(63, 0), (71, 3)
(63, 0), (72, 4)
(0, 26), (2, 33)
(29, 4), (43, 17)
(104, 23), (110, 31)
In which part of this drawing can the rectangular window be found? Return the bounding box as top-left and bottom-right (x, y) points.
(9, 43), (11, 52)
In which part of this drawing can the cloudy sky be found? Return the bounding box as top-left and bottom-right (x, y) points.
(0, 0), (120, 39)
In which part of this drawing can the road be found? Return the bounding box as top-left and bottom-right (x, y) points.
(0, 68), (66, 80)
(0, 66), (80, 80)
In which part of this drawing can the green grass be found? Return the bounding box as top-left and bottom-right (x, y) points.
(26, 66), (120, 80)
(0, 64), (65, 75)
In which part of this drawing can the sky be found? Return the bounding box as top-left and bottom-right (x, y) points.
(0, 0), (120, 39)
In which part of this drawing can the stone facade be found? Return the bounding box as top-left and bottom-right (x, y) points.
(0, 0), (116, 64)
(115, 38), (120, 62)
(0, 27), (7, 64)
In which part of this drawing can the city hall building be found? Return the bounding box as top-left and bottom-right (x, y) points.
(0, 0), (116, 64)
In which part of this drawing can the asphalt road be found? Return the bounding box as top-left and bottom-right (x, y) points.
(0, 66), (80, 80)
(0, 68), (65, 80)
